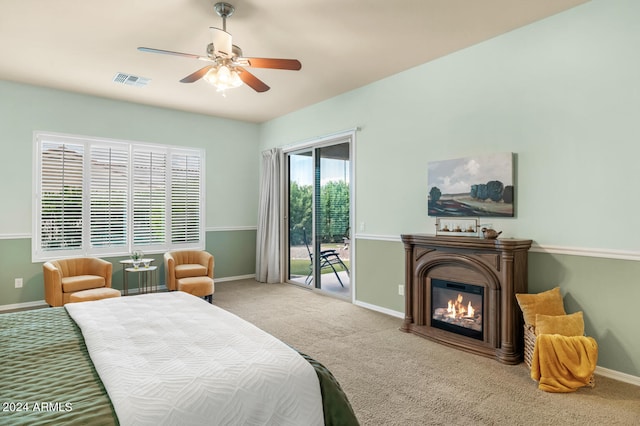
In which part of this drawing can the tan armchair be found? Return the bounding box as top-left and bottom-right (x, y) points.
(43, 257), (116, 306)
(164, 250), (214, 303)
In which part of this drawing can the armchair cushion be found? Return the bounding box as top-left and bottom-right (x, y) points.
(62, 275), (107, 293)
(175, 264), (208, 279)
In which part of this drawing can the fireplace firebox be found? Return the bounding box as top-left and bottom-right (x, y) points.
(431, 279), (483, 340)
(400, 234), (532, 364)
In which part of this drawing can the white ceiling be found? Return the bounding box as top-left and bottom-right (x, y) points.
(0, 0), (588, 123)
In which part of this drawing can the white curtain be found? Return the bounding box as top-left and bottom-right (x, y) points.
(256, 148), (281, 283)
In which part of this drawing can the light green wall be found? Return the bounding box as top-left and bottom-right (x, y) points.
(0, 80), (259, 306)
(529, 252), (640, 376)
(260, 0), (640, 250)
(0, 80), (260, 235)
(0, 239), (43, 304)
(205, 230), (256, 278)
(355, 239), (405, 312)
(259, 0), (640, 377)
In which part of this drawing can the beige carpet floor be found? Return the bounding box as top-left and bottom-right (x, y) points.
(214, 279), (640, 426)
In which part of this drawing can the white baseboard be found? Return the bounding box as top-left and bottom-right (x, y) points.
(0, 300), (49, 312)
(595, 366), (640, 387)
(216, 274), (256, 282)
(354, 300), (404, 318)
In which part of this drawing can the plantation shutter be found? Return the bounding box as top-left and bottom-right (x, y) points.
(171, 152), (202, 243)
(34, 132), (205, 261)
(90, 145), (129, 248)
(132, 149), (167, 247)
(39, 142), (84, 251)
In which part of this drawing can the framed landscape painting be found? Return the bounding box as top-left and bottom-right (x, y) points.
(428, 152), (514, 217)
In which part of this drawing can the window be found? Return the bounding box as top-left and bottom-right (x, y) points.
(33, 132), (205, 261)
(171, 152), (203, 244)
(90, 144), (128, 249)
(132, 148), (167, 248)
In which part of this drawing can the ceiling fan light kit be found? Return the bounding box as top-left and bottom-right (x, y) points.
(138, 2), (301, 94)
(203, 64), (242, 91)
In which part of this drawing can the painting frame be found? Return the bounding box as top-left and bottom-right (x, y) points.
(428, 152), (515, 217)
(435, 217), (479, 237)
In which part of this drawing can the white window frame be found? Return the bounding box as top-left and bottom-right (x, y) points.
(32, 131), (205, 262)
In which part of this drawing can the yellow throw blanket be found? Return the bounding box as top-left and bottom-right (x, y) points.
(530, 334), (598, 393)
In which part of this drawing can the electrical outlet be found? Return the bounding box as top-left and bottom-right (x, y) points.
(359, 221), (366, 232)
(398, 284), (404, 296)
(15, 278), (23, 288)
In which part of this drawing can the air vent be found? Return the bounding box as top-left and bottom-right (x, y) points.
(113, 73), (150, 88)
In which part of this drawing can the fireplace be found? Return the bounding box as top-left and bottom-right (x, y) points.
(431, 279), (483, 340)
(400, 234), (531, 364)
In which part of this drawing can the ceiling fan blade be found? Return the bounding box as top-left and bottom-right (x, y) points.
(180, 66), (214, 83)
(237, 67), (270, 92)
(138, 46), (207, 60)
(244, 57), (302, 71)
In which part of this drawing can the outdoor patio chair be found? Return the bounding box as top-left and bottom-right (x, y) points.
(303, 228), (350, 287)
(342, 226), (351, 250)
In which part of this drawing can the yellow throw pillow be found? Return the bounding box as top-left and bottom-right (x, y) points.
(515, 287), (566, 327)
(535, 311), (585, 336)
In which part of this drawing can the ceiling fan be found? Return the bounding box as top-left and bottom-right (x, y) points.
(138, 2), (301, 93)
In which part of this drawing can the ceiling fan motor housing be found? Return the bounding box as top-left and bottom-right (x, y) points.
(214, 2), (235, 20)
(207, 42), (242, 59)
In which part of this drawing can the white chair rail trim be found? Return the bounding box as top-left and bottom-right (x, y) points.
(355, 233), (640, 262)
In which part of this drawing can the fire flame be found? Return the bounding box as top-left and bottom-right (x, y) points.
(447, 293), (476, 319)
(467, 301), (474, 317)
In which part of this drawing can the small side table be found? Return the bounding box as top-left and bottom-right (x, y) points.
(120, 258), (155, 296)
(123, 266), (158, 295)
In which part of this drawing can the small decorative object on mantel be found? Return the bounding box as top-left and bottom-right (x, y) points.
(436, 218), (479, 237)
(481, 227), (502, 239)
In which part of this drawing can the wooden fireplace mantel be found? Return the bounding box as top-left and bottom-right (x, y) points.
(400, 234), (532, 364)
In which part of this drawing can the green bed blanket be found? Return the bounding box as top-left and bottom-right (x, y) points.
(0, 307), (358, 426)
(0, 307), (117, 425)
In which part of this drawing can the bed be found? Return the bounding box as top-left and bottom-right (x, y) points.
(0, 292), (358, 425)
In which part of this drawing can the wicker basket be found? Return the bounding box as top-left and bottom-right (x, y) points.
(524, 324), (536, 368)
(524, 324), (595, 387)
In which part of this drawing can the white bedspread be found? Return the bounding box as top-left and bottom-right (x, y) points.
(65, 291), (324, 426)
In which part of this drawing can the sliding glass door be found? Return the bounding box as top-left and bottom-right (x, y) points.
(287, 149), (314, 289)
(286, 140), (351, 298)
